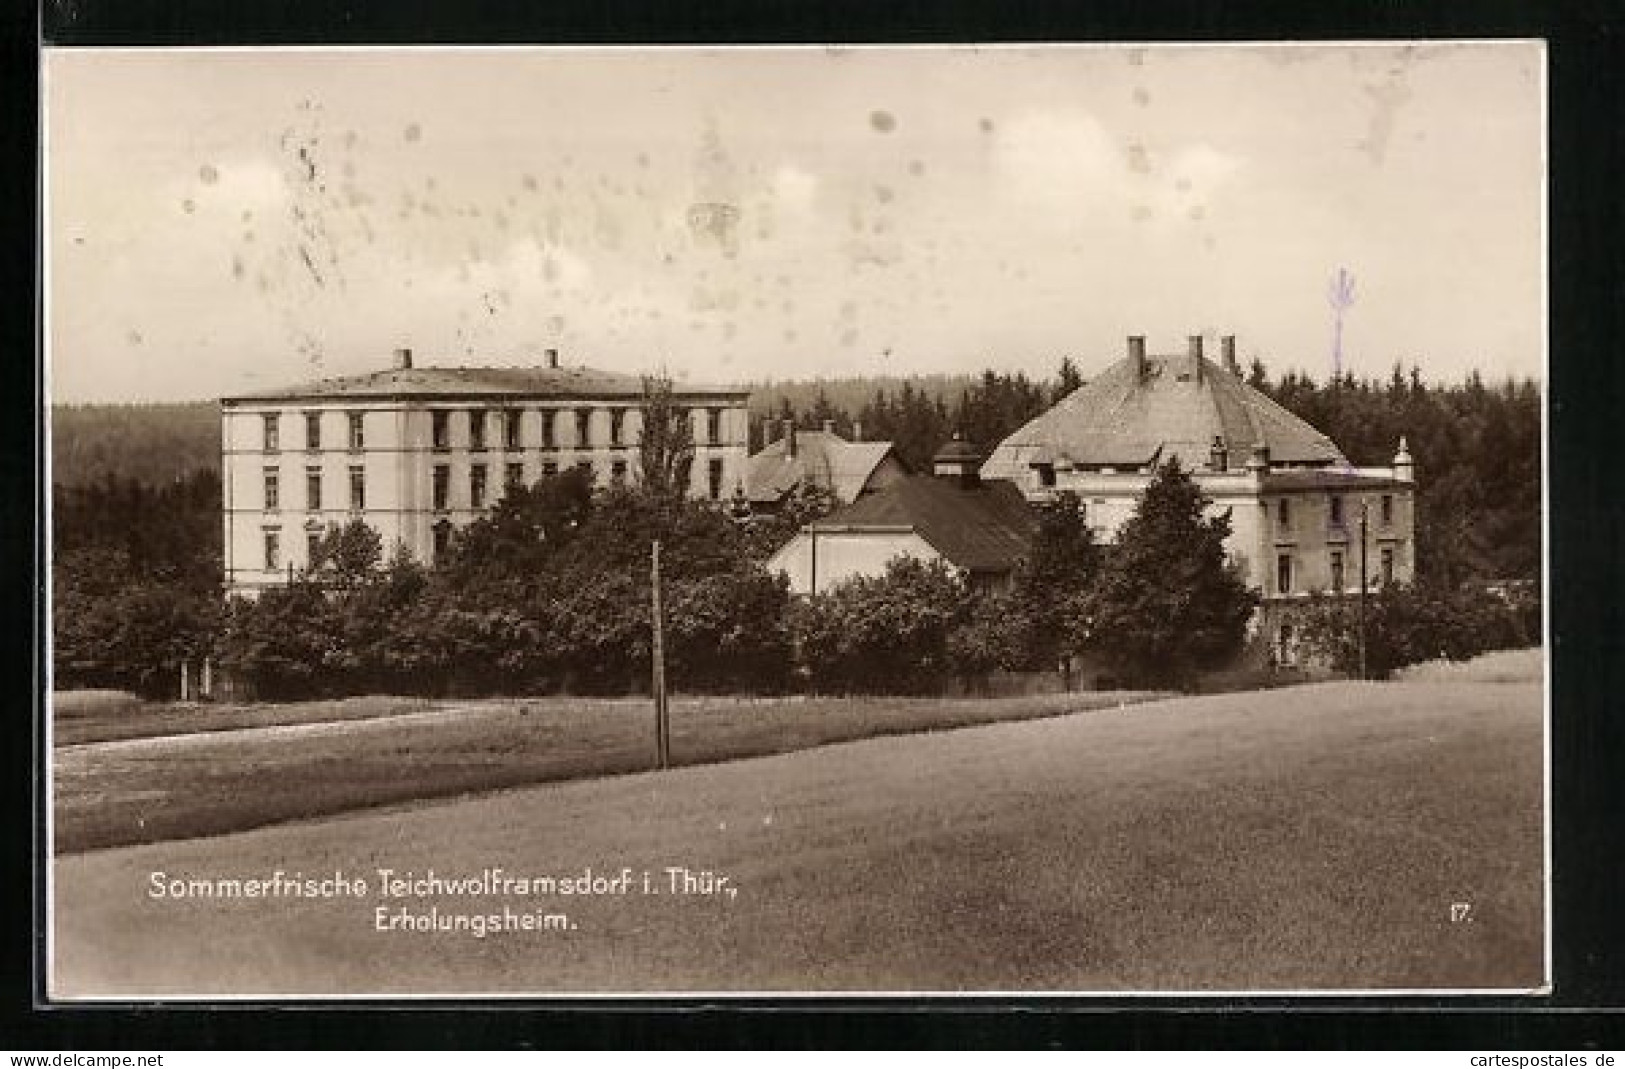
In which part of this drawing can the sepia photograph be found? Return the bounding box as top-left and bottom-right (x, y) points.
(43, 41), (1546, 999)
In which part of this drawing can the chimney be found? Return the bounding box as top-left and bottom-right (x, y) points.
(783, 418), (798, 458)
(393, 347), (413, 371)
(1128, 335), (1147, 381)
(1189, 334), (1205, 383)
(1221, 335), (1239, 374)
(1209, 434), (1229, 472)
(822, 419), (836, 436)
(544, 347), (560, 369)
(852, 420), (863, 442)
(1246, 440), (1271, 476)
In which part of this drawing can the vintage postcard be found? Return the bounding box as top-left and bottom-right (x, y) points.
(43, 42), (1547, 999)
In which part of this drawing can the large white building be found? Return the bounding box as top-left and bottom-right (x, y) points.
(220, 348), (749, 597)
(981, 333), (1416, 658)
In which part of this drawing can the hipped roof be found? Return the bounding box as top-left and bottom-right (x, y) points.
(223, 362), (746, 404)
(982, 352), (1346, 477)
(810, 476), (1036, 574)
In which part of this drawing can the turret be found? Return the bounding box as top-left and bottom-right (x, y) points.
(1393, 436), (1414, 483)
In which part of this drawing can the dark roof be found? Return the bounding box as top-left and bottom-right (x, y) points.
(744, 431), (901, 504)
(811, 476), (1037, 573)
(982, 352), (1346, 477)
(222, 362), (747, 404)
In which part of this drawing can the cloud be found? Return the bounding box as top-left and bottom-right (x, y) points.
(992, 107), (1244, 229)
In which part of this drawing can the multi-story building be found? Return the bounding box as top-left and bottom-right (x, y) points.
(220, 348), (749, 597)
(980, 333), (1417, 662)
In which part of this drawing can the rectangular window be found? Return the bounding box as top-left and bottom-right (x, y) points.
(1330, 550), (1345, 592)
(708, 457), (725, 500)
(263, 530), (281, 571)
(707, 408), (723, 444)
(263, 469), (280, 511)
(431, 410), (450, 450)
(575, 408), (593, 447)
(349, 465), (365, 511)
(469, 410), (488, 452)
(1381, 494), (1394, 526)
(305, 412), (322, 451)
(1277, 553), (1293, 594)
(433, 521), (452, 564)
(610, 410), (625, 447)
(506, 461), (524, 490)
(503, 409), (522, 451)
(262, 414), (280, 453)
(306, 468), (322, 511)
(307, 530), (322, 562)
(470, 463), (488, 508)
(1278, 498), (1292, 531)
(347, 412), (365, 451)
(610, 459), (628, 484)
(433, 464), (450, 510)
(1036, 463), (1056, 489)
(1381, 546), (1395, 586)
(542, 460), (559, 477)
(1329, 494), (1344, 527)
(541, 410), (556, 449)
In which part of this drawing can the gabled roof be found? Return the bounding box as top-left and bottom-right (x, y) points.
(982, 352), (1346, 478)
(745, 431), (903, 504)
(811, 476), (1037, 573)
(222, 362), (747, 404)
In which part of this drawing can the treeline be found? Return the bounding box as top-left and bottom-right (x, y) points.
(52, 471), (224, 695)
(213, 462), (1261, 699)
(52, 403), (220, 487)
(750, 361), (1541, 588)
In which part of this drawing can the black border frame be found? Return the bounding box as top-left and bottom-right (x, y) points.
(10, 0), (1625, 1049)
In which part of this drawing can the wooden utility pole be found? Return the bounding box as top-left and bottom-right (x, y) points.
(1358, 499), (1369, 681)
(650, 539), (670, 770)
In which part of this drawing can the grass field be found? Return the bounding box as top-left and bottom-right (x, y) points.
(50, 649), (1545, 996)
(52, 689), (1165, 853)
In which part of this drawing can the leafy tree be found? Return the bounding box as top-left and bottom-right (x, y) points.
(1295, 580), (1531, 678)
(791, 557), (971, 694)
(637, 373), (696, 504)
(1008, 491), (1101, 670)
(306, 519), (384, 593)
(1085, 460), (1258, 688)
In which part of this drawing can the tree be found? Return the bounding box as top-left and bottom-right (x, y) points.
(637, 372), (696, 506)
(791, 557), (972, 694)
(1085, 460), (1258, 688)
(306, 519), (384, 593)
(1008, 491), (1101, 670)
(1054, 356), (1084, 402)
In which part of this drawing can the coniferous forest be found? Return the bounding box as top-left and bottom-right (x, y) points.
(49, 360), (1542, 698)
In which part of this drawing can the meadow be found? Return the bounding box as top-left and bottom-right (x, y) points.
(53, 688), (1164, 853)
(50, 650), (1545, 996)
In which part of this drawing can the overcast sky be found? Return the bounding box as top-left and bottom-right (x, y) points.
(45, 42), (1544, 404)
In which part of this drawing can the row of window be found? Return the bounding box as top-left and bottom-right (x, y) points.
(260, 408), (730, 453)
(263, 457), (730, 516)
(263, 467), (367, 512)
(1280, 493), (1395, 531)
(1275, 546), (1396, 594)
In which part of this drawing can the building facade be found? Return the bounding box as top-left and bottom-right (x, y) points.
(981, 334), (1417, 661)
(221, 348), (749, 597)
(767, 438), (1036, 596)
